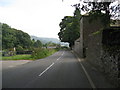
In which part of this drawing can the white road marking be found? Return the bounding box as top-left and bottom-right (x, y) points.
(62, 52), (64, 56)
(39, 62), (54, 77)
(75, 53), (96, 89)
(38, 51), (65, 77)
(56, 51), (64, 61)
(57, 56), (62, 61)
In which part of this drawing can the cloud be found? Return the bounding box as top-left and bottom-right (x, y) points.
(0, 0), (79, 38)
(0, 0), (16, 7)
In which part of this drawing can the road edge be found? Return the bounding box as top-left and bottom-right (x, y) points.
(71, 51), (96, 89)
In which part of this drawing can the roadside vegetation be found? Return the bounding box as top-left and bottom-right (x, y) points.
(58, 8), (81, 49)
(31, 48), (59, 60)
(2, 48), (60, 60)
(1, 23), (61, 60)
(2, 55), (32, 60)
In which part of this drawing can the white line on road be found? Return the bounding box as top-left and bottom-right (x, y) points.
(39, 62), (54, 77)
(74, 53), (96, 89)
(38, 51), (64, 77)
(57, 57), (61, 61)
(62, 52), (64, 56)
(56, 51), (64, 61)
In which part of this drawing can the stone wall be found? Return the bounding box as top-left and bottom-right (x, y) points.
(73, 16), (120, 87)
(101, 27), (120, 87)
(102, 27), (120, 46)
(83, 16), (104, 69)
(101, 47), (120, 87)
(73, 38), (80, 55)
(77, 16), (104, 70)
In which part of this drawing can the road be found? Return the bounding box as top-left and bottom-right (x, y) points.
(2, 50), (113, 88)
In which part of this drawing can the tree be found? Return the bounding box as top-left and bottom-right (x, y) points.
(2, 24), (16, 49)
(72, 0), (120, 26)
(16, 45), (24, 51)
(0, 23), (2, 50)
(58, 16), (73, 41)
(58, 7), (81, 49)
(33, 40), (42, 48)
(15, 30), (32, 49)
(43, 42), (52, 49)
(2, 23), (32, 50)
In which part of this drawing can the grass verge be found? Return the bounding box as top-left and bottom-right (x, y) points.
(2, 48), (59, 60)
(2, 55), (33, 60)
(31, 48), (58, 60)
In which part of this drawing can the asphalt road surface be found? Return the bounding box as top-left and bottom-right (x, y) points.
(2, 50), (113, 88)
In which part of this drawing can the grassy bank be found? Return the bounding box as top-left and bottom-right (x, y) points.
(31, 48), (58, 59)
(2, 55), (33, 60)
(2, 48), (59, 60)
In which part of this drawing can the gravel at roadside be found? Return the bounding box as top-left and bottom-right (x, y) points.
(2, 60), (33, 69)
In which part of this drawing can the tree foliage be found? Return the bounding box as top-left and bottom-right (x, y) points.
(2, 24), (17, 49)
(2, 23), (43, 50)
(60, 0), (119, 49)
(0, 23), (2, 50)
(33, 40), (42, 48)
(72, 0), (119, 16)
(72, 0), (119, 26)
(58, 8), (81, 48)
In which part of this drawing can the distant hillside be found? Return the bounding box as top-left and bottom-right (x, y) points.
(31, 36), (60, 44)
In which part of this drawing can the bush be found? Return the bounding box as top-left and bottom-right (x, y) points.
(16, 45), (24, 51)
(31, 48), (57, 59)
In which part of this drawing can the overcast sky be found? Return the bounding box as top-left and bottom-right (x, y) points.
(0, 0), (81, 39)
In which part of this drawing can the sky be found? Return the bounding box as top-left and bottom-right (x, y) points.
(0, 0), (80, 39)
